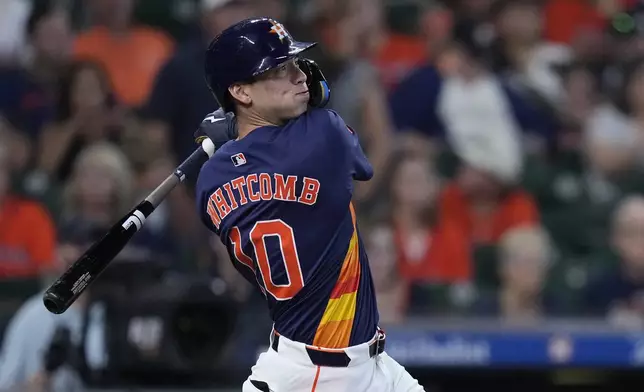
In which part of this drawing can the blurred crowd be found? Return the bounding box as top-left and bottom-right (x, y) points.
(2, 0), (644, 389)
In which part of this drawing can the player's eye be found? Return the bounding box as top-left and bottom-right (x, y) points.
(261, 60), (296, 80)
(276, 63), (289, 75)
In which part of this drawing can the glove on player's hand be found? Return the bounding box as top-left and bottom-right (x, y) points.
(194, 108), (238, 149)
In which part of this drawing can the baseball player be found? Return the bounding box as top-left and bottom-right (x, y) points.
(194, 18), (425, 392)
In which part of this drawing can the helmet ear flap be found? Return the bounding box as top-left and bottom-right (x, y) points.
(297, 58), (330, 108)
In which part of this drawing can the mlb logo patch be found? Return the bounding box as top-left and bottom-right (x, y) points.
(231, 153), (247, 167)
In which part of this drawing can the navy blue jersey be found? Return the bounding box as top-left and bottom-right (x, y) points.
(195, 109), (378, 348)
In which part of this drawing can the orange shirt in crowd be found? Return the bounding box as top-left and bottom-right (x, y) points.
(372, 33), (427, 91)
(394, 221), (472, 283)
(543, 0), (637, 44)
(0, 196), (56, 278)
(73, 26), (174, 107)
(437, 183), (539, 245)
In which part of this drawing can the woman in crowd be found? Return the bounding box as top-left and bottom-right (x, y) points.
(387, 152), (471, 284)
(58, 142), (176, 266)
(371, 152), (472, 316)
(36, 60), (127, 184)
(363, 224), (408, 324)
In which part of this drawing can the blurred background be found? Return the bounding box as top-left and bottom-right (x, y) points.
(2, 0), (644, 391)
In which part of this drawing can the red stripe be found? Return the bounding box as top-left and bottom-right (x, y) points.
(329, 275), (360, 299)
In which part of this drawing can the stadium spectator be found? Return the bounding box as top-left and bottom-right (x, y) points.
(476, 225), (556, 323)
(57, 142), (176, 265)
(584, 195), (644, 328)
(0, 132), (56, 279)
(0, 0), (31, 65)
(73, 0), (174, 107)
(136, 157), (211, 273)
(0, 1), (72, 141)
(316, 0), (393, 204)
(35, 60), (126, 185)
(386, 153), (470, 284)
(144, 0), (258, 163)
(557, 62), (600, 149)
(619, 59), (644, 161)
(418, 1), (453, 68)
(436, 89), (539, 246)
(364, 224), (407, 325)
(389, 40), (557, 156)
(0, 231), (107, 392)
(369, 152), (473, 317)
(366, 0), (429, 92)
(0, 117), (31, 177)
(543, 0), (610, 44)
(487, 0), (572, 107)
(529, 101), (644, 258)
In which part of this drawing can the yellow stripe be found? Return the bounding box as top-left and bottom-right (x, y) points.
(319, 291), (357, 324)
(313, 204), (361, 348)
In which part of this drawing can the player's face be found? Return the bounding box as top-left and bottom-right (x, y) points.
(246, 59), (310, 122)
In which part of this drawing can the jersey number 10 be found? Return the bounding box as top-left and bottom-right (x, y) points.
(228, 219), (304, 300)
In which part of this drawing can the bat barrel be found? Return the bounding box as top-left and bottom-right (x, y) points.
(41, 139), (215, 315)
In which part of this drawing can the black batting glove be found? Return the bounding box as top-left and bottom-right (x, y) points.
(194, 108), (238, 150)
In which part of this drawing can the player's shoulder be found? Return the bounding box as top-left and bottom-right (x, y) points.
(196, 152), (229, 191)
(292, 108), (354, 145)
(300, 108), (347, 130)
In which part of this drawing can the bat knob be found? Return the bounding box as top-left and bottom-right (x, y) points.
(43, 292), (67, 314)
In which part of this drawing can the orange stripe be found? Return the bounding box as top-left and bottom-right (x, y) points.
(312, 319), (353, 348)
(311, 366), (321, 392)
(313, 204), (361, 348)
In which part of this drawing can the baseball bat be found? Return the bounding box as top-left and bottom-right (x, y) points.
(42, 138), (217, 315)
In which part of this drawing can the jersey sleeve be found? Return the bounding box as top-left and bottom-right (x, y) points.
(319, 109), (374, 181)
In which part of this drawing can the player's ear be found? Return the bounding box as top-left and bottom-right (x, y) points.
(228, 84), (252, 106)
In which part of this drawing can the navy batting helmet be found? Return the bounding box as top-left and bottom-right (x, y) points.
(204, 17), (329, 112)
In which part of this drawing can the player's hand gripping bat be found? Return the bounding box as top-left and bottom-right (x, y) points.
(41, 111), (233, 314)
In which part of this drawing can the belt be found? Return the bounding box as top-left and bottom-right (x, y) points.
(271, 329), (386, 368)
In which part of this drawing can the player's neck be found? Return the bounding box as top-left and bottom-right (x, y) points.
(236, 112), (282, 139)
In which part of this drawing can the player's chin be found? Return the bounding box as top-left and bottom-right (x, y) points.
(292, 100), (309, 116)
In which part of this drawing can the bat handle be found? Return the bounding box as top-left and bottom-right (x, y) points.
(145, 137), (216, 208)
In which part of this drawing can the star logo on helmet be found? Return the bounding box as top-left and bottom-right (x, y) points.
(269, 20), (289, 42)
